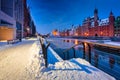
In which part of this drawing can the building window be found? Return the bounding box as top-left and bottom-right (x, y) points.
(1, 20), (13, 25)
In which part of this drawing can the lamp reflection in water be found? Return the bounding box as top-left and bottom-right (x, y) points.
(75, 39), (78, 45)
(83, 42), (91, 63)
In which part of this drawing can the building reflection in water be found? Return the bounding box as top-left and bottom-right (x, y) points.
(63, 39), (115, 69)
(84, 42), (89, 61)
(109, 56), (115, 69)
(74, 39), (79, 45)
(94, 50), (99, 67)
(51, 38), (120, 80)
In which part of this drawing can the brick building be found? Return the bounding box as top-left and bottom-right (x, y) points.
(76, 9), (115, 37)
(23, 0), (36, 37)
(23, 0), (31, 37)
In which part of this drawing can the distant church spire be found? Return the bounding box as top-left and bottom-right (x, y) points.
(110, 11), (113, 16)
(94, 8), (99, 21)
(94, 8), (99, 27)
(94, 8), (98, 14)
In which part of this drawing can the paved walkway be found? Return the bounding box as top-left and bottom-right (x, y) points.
(0, 40), (35, 80)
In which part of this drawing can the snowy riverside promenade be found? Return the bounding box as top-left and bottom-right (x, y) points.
(0, 38), (116, 80)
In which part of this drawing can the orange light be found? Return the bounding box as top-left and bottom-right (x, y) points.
(75, 33), (78, 36)
(84, 32), (89, 36)
(86, 33), (89, 36)
(75, 39), (78, 45)
(52, 30), (58, 36)
(100, 32), (103, 35)
(84, 42), (87, 47)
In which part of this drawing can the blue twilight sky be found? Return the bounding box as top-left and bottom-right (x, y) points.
(27, 0), (120, 34)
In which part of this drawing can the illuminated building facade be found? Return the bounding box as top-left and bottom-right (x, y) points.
(76, 9), (115, 37)
(60, 9), (115, 37)
(52, 29), (59, 36)
(23, 0), (31, 37)
(0, 0), (16, 40)
(14, 0), (24, 39)
(23, 0), (36, 37)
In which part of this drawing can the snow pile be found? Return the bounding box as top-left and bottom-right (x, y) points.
(38, 58), (115, 80)
(25, 40), (46, 80)
(0, 39), (37, 80)
(104, 42), (120, 46)
(1, 38), (114, 80)
(26, 40), (115, 80)
(47, 47), (63, 64)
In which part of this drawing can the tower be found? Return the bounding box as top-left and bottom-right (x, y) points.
(109, 11), (115, 37)
(94, 8), (99, 27)
(109, 11), (115, 25)
(94, 8), (98, 21)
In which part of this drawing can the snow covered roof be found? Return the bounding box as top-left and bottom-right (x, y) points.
(91, 22), (94, 27)
(99, 18), (109, 26)
(91, 16), (94, 19)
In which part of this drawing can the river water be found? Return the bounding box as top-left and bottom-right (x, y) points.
(48, 38), (120, 80)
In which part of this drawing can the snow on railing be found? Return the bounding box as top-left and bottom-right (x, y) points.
(38, 36), (63, 67)
(47, 46), (63, 64)
(44, 38), (63, 64)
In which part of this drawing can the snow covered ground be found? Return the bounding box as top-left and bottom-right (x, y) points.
(0, 41), (12, 50)
(77, 39), (120, 46)
(104, 42), (120, 46)
(0, 38), (116, 80)
(38, 58), (115, 80)
(27, 39), (116, 80)
(0, 39), (38, 80)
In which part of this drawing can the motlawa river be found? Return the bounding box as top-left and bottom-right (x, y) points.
(48, 38), (120, 80)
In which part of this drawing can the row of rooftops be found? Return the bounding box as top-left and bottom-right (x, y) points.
(82, 9), (115, 27)
(83, 17), (109, 26)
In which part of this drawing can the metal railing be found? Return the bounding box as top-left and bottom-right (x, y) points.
(62, 43), (82, 60)
(39, 37), (50, 67)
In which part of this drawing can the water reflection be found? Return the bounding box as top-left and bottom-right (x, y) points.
(93, 50), (99, 67)
(109, 56), (115, 69)
(50, 38), (120, 80)
(75, 39), (79, 45)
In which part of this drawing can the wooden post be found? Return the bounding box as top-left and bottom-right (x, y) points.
(44, 42), (50, 67)
(39, 37), (43, 52)
(82, 42), (85, 59)
(67, 51), (69, 59)
(43, 44), (46, 61)
(39, 37), (50, 67)
(72, 47), (76, 58)
(88, 44), (91, 63)
(63, 52), (65, 60)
